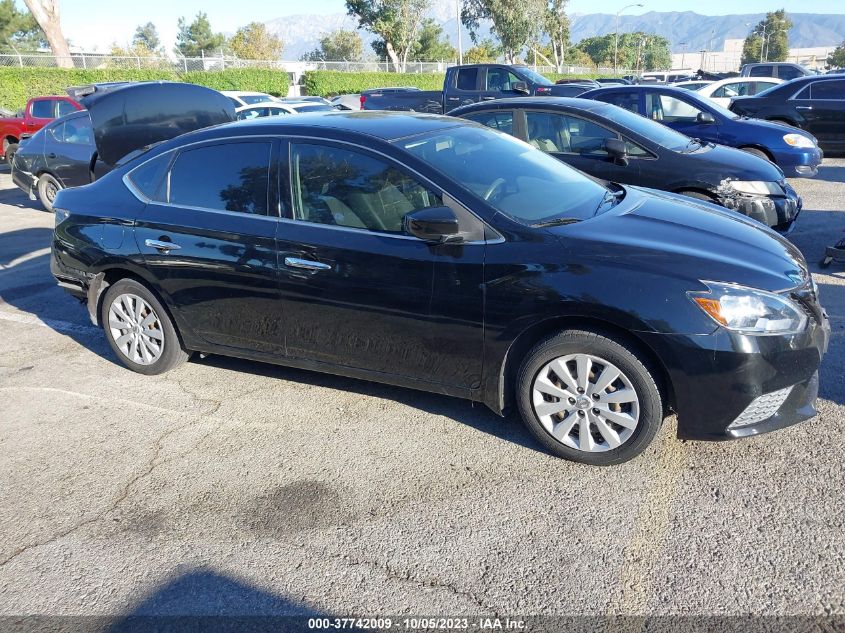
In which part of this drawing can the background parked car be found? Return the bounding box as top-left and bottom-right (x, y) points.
(671, 80), (713, 91)
(696, 77), (783, 108)
(0, 95), (81, 163)
(235, 100), (334, 120)
(579, 85), (823, 177)
(11, 110), (95, 211)
(330, 94), (361, 110)
(453, 97), (802, 232)
(740, 62), (816, 80)
(220, 90), (282, 107)
(729, 75), (845, 155)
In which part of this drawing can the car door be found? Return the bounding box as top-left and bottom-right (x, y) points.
(444, 66), (482, 112)
(26, 98), (54, 134)
(276, 139), (486, 389)
(131, 138), (284, 353)
(798, 79), (845, 150)
(522, 110), (637, 184)
(479, 66), (526, 103)
(45, 113), (95, 187)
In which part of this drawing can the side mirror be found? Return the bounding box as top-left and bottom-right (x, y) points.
(512, 81), (530, 95)
(603, 137), (629, 166)
(404, 206), (462, 243)
(696, 111), (716, 124)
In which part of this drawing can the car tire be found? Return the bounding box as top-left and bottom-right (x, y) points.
(100, 278), (190, 376)
(516, 329), (664, 466)
(740, 147), (771, 161)
(36, 173), (62, 212)
(4, 142), (18, 164)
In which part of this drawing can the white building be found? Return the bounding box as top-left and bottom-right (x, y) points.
(671, 38), (837, 73)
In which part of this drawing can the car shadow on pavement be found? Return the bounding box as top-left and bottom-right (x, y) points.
(195, 353), (544, 454)
(812, 165), (845, 184)
(103, 569), (321, 632)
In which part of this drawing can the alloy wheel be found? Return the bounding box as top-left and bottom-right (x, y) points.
(531, 353), (640, 452)
(107, 293), (165, 365)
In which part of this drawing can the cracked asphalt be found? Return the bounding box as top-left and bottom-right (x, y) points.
(0, 160), (844, 622)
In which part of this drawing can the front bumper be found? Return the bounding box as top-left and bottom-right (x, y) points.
(718, 182), (802, 232)
(639, 286), (830, 441)
(775, 146), (823, 178)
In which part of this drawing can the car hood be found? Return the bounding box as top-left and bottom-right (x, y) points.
(697, 142), (785, 181)
(78, 82), (235, 166)
(550, 186), (808, 293)
(731, 110), (814, 138)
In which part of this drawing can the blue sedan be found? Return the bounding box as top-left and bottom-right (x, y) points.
(579, 85), (823, 177)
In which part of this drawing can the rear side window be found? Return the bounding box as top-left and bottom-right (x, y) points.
(598, 91), (639, 113)
(456, 68), (478, 91)
(127, 153), (172, 201)
(30, 100), (53, 118)
(168, 142), (272, 215)
(811, 80), (845, 100)
(62, 116), (93, 144)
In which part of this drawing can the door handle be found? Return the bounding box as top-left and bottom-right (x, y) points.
(795, 105), (813, 111)
(481, 96), (496, 101)
(447, 96), (459, 101)
(284, 257), (330, 271)
(144, 238), (181, 253)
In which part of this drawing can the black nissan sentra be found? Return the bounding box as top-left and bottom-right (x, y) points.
(51, 83), (830, 465)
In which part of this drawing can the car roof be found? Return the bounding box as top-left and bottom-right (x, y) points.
(221, 90), (272, 96)
(235, 101), (289, 111)
(452, 96), (611, 113)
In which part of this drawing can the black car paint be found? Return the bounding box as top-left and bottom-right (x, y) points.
(361, 64), (585, 114)
(51, 108), (829, 443)
(451, 97), (802, 231)
(12, 111), (97, 197)
(730, 76), (845, 153)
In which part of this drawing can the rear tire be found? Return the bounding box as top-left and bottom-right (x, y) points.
(4, 142), (18, 164)
(740, 147), (772, 162)
(516, 330), (664, 466)
(100, 278), (189, 375)
(37, 173), (61, 212)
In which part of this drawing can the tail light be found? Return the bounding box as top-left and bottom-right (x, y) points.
(359, 94), (366, 110)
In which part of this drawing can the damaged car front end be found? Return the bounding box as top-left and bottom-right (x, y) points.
(716, 178), (802, 233)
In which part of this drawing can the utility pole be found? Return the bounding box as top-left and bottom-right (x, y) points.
(614, 3), (644, 74)
(456, 0), (462, 64)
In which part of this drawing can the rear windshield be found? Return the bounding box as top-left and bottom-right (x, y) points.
(399, 125), (610, 225)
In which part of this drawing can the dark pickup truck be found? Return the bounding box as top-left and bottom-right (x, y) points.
(360, 64), (592, 113)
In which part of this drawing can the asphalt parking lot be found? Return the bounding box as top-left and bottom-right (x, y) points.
(1, 161), (844, 622)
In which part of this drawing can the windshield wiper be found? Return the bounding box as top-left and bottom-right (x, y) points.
(532, 217), (581, 228)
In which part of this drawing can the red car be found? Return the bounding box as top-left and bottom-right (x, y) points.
(0, 95), (82, 163)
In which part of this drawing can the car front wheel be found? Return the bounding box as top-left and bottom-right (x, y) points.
(100, 278), (189, 375)
(516, 330), (664, 466)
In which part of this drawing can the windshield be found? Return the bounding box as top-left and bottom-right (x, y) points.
(687, 91), (740, 119)
(399, 125), (611, 225)
(291, 103), (335, 113)
(240, 94), (273, 105)
(518, 67), (553, 86)
(606, 106), (693, 152)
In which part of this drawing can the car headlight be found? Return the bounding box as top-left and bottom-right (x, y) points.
(728, 180), (782, 196)
(783, 133), (815, 149)
(689, 281), (807, 335)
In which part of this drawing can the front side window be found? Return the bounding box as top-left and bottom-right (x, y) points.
(778, 66), (803, 80)
(456, 68), (478, 91)
(486, 68), (522, 92)
(462, 111), (514, 135)
(400, 125), (610, 225)
(56, 100), (77, 117)
(291, 143), (442, 234)
(526, 112), (618, 156)
(30, 100), (52, 118)
(811, 80), (845, 100)
(646, 93), (702, 123)
(237, 107), (268, 120)
(712, 82), (747, 98)
(168, 142), (272, 215)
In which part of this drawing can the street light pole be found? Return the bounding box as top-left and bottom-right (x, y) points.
(614, 3), (644, 74)
(456, 0), (462, 65)
(679, 41), (687, 69)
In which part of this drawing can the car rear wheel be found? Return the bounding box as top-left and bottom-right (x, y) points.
(740, 147), (772, 162)
(101, 278), (189, 375)
(37, 173), (62, 212)
(4, 142), (18, 164)
(516, 330), (664, 466)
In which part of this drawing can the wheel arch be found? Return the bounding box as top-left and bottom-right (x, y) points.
(497, 316), (675, 417)
(738, 144), (776, 163)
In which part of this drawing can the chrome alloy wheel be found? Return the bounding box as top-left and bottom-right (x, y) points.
(107, 293), (165, 365)
(531, 354), (640, 452)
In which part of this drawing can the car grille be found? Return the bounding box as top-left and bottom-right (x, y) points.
(729, 385), (793, 429)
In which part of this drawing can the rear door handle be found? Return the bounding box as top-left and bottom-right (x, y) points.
(284, 257), (330, 271)
(144, 239), (181, 253)
(481, 96), (496, 101)
(795, 105), (813, 111)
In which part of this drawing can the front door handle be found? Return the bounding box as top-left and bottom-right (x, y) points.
(145, 239), (181, 253)
(795, 105), (813, 111)
(481, 96), (496, 101)
(284, 257), (330, 271)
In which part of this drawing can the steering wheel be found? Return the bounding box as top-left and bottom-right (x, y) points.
(483, 178), (506, 201)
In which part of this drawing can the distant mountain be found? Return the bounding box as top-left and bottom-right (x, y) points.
(266, 8), (845, 61)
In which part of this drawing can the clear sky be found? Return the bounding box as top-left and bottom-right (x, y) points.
(34, 0), (845, 54)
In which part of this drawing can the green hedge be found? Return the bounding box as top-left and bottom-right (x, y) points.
(302, 69), (618, 97)
(303, 70), (445, 97)
(0, 67), (289, 111)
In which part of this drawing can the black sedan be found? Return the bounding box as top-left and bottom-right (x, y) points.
(729, 75), (845, 154)
(51, 83), (829, 465)
(452, 97), (802, 232)
(11, 110), (96, 211)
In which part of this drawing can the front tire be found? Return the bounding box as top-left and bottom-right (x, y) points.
(4, 142), (18, 164)
(100, 278), (189, 375)
(37, 173), (61, 211)
(516, 330), (664, 466)
(740, 147), (771, 162)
